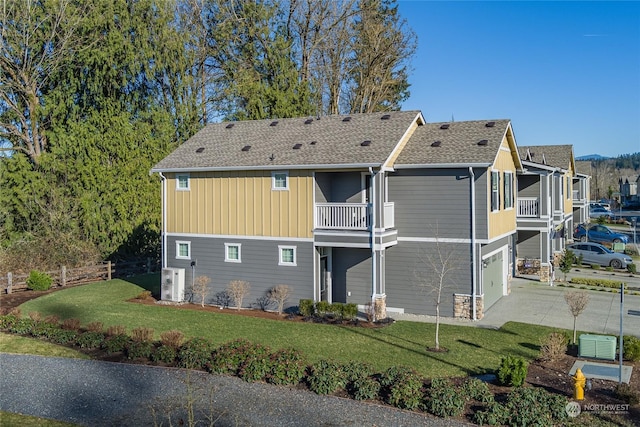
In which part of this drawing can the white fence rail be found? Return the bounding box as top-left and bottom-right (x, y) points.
(518, 197), (539, 217)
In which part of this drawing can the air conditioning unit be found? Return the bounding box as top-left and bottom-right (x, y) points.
(161, 268), (185, 302)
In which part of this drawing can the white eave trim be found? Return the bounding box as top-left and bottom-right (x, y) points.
(151, 163), (382, 174)
(394, 163), (491, 169)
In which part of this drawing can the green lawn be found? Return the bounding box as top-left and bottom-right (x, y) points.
(17, 274), (562, 378)
(0, 333), (89, 359)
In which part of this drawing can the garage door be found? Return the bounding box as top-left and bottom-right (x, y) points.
(483, 249), (505, 310)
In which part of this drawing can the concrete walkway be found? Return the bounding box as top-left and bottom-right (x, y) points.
(396, 272), (640, 338)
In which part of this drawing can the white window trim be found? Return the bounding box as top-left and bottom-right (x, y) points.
(272, 171), (289, 191)
(491, 170), (500, 212)
(224, 243), (242, 263)
(278, 245), (297, 266)
(504, 171), (514, 210)
(176, 240), (191, 259)
(176, 174), (190, 191)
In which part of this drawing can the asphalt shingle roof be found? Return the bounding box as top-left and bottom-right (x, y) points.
(519, 144), (574, 170)
(152, 111), (423, 171)
(394, 119), (513, 166)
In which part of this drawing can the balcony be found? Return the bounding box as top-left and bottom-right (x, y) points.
(315, 202), (395, 230)
(518, 197), (539, 217)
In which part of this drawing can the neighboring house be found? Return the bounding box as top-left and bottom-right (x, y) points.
(151, 112), (522, 319)
(516, 145), (577, 282)
(619, 176), (638, 205)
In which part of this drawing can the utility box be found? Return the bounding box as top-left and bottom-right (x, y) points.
(579, 334), (617, 360)
(161, 268), (185, 302)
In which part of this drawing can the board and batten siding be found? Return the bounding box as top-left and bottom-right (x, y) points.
(488, 137), (518, 240)
(166, 171), (314, 238)
(166, 235), (314, 309)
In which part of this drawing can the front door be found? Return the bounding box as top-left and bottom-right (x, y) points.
(320, 255), (329, 302)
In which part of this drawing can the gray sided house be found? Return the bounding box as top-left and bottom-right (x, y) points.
(151, 112), (522, 319)
(516, 145), (579, 281)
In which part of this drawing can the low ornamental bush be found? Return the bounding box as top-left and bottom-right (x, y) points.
(26, 270), (53, 291)
(267, 348), (306, 386)
(61, 318), (81, 331)
(49, 329), (78, 345)
(102, 334), (131, 353)
(125, 340), (154, 360)
(342, 303), (358, 321)
(315, 300), (330, 315)
(460, 378), (494, 404)
(76, 331), (105, 349)
(497, 355), (528, 387)
(628, 263), (637, 274)
(380, 366), (424, 410)
(177, 337), (215, 370)
(208, 338), (255, 375)
(539, 332), (569, 362)
(350, 376), (381, 401)
(569, 277), (625, 288)
(504, 386), (567, 426)
(298, 299), (314, 317)
(307, 359), (346, 395)
(152, 345), (178, 364)
(425, 378), (465, 418)
(238, 344), (272, 382)
(623, 335), (640, 362)
(160, 330), (184, 349)
(9, 318), (34, 335)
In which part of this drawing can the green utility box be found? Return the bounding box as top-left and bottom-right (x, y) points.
(612, 242), (625, 252)
(578, 334), (617, 360)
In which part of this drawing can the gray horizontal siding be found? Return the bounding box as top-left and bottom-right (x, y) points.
(516, 231), (541, 259)
(384, 241), (473, 316)
(389, 169), (477, 240)
(166, 236), (313, 311)
(518, 175), (540, 198)
(332, 248), (371, 304)
(315, 171), (363, 203)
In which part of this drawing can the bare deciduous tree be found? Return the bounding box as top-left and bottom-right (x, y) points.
(192, 276), (211, 307)
(564, 291), (590, 345)
(226, 280), (251, 310)
(268, 284), (292, 315)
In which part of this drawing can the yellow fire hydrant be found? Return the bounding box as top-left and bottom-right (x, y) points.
(573, 368), (586, 400)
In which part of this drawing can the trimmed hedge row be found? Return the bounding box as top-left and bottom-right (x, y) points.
(0, 311), (570, 424)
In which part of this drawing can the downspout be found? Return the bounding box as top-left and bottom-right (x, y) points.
(159, 172), (167, 269)
(369, 167), (377, 304)
(469, 167), (477, 321)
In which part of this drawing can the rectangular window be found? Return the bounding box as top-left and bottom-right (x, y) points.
(176, 241), (191, 259)
(278, 245), (296, 266)
(176, 174), (190, 191)
(504, 172), (513, 209)
(225, 243), (241, 263)
(272, 171), (289, 190)
(491, 171), (500, 211)
(566, 175), (571, 197)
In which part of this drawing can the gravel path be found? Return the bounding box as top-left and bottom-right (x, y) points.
(0, 353), (472, 426)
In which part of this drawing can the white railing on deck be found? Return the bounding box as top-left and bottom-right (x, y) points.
(518, 197), (539, 217)
(316, 203), (369, 230)
(572, 189), (580, 201)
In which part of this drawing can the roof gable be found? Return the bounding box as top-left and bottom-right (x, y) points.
(519, 144), (575, 173)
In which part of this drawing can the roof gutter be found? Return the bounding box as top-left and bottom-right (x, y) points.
(151, 163), (383, 174)
(394, 163), (491, 169)
(158, 172), (167, 269)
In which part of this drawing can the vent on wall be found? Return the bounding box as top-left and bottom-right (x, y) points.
(241, 145), (251, 151)
(477, 139), (488, 146)
(431, 141), (441, 147)
(361, 140), (371, 146)
(440, 123), (450, 130)
(226, 123), (235, 129)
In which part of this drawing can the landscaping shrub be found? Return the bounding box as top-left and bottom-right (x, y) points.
(622, 335), (640, 362)
(28, 311), (42, 322)
(268, 284), (292, 315)
(226, 280), (251, 310)
(238, 343), (272, 382)
(61, 318), (81, 331)
(497, 355), (528, 387)
(178, 337), (215, 370)
(29, 321), (57, 338)
(26, 270), (52, 291)
(0, 313), (19, 330)
(615, 383), (639, 405)
(126, 340), (154, 360)
(131, 327), (154, 343)
(85, 322), (104, 333)
(307, 359), (346, 395)
(267, 348), (306, 386)
(460, 378), (494, 404)
(379, 366), (424, 410)
(160, 330), (184, 349)
(539, 332), (568, 362)
(76, 331), (105, 349)
(102, 334), (131, 353)
(628, 263), (637, 274)
(328, 303), (343, 319)
(342, 303), (358, 321)
(425, 378), (465, 418)
(503, 387), (567, 426)
(298, 299), (314, 317)
(350, 376), (381, 401)
(591, 264), (600, 270)
(106, 325), (127, 336)
(208, 338), (256, 375)
(152, 345), (177, 364)
(343, 361), (374, 382)
(315, 300), (330, 315)
(569, 277), (626, 289)
(135, 290), (152, 300)
(8, 318), (34, 335)
(49, 329), (78, 345)
(44, 314), (59, 325)
(473, 401), (509, 426)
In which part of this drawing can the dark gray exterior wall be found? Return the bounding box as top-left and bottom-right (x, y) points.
(166, 235), (314, 311)
(385, 241), (473, 316)
(332, 248), (371, 304)
(518, 175), (540, 198)
(388, 168), (487, 240)
(315, 171), (363, 203)
(516, 230), (541, 259)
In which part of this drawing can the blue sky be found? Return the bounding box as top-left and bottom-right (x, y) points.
(397, 1), (640, 158)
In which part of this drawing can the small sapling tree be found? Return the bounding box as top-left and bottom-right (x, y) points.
(564, 290), (590, 345)
(227, 280), (251, 310)
(269, 284), (292, 315)
(559, 249), (575, 281)
(192, 276), (211, 307)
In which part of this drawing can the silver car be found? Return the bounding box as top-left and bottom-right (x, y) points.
(567, 242), (633, 269)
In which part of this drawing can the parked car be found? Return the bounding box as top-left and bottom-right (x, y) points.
(573, 224), (629, 244)
(589, 206), (613, 219)
(566, 242), (633, 269)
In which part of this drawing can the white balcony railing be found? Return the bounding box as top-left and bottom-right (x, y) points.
(518, 197), (539, 217)
(315, 203), (369, 230)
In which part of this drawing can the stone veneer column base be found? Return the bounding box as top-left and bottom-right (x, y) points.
(374, 295), (387, 321)
(453, 294), (484, 320)
(539, 264), (550, 283)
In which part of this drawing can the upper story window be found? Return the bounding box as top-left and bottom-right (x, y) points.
(176, 174), (190, 191)
(566, 175), (571, 197)
(225, 243), (241, 263)
(272, 171), (289, 190)
(491, 171), (500, 212)
(278, 245), (296, 266)
(504, 172), (514, 209)
(176, 241), (191, 259)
